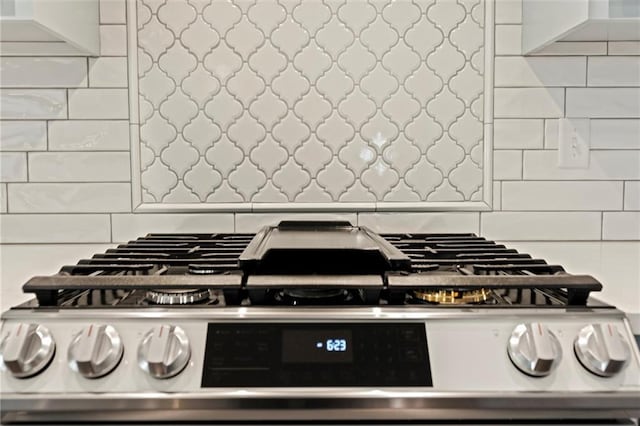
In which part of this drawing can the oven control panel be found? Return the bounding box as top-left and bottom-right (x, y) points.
(1, 310), (640, 394)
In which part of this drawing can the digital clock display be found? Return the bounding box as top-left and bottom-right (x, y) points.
(282, 329), (353, 363)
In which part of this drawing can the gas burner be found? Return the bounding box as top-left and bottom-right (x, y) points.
(274, 288), (355, 306)
(145, 288), (213, 305)
(412, 288), (494, 305)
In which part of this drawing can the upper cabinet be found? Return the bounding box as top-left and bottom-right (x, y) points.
(0, 0), (99, 56)
(523, 0), (640, 54)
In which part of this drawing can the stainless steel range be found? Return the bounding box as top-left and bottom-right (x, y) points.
(1, 221), (639, 425)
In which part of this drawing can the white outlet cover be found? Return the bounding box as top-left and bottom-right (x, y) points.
(558, 118), (590, 169)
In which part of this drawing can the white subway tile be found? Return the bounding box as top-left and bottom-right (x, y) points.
(8, 183), (131, 213)
(0, 153), (27, 182)
(566, 88), (640, 118)
(0, 89), (66, 119)
(523, 150), (640, 180)
(236, 213), (358, 233)
(0, 214), (111, 243)
(0, 184), (6, 213)
(494, 150), (522, 180)
(48, 120), (129, 151)
(68, 89), (128, 119)
(608, 41), (640, 55)
(588, 57), (640, 87)
(625, 182), (640, 210)
(494, 119), (543, 149)
(89, 57), (128, 88)
(28, 152), (131, 182)
(495, 0), (522, 23)
(603, 212), (640, 240)
(495, 57), (586, 87)
(502, 181), (623, 211)
(544, 119), (559, 148)
(493, 181), (502, 210)
(591, 120), (640, 149)
(100, 0), (126, 24)
(0, 121), (47, 151)
(0, 57), (87, 88)
(494, 88), (564, 118)
(481, 212), (601, 240)
(357, 213), (479, 234)
(1, 244), (116, 310)
(112, 214), (235, 242)
(495, 25), (522, 55)
(532, 42), (607, 56)
(100, 25), (127, 56)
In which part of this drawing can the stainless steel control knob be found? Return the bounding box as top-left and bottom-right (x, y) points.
(0, 323), (55, 378)
(68, 324), (123, 379)
(138, 325), (190, 379)
(508, 323), (562, 377)
(574, 323), (630, 377)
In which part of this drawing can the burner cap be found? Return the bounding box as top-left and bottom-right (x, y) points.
(412, 289), (493, 305)
(145, 289), (212, 305)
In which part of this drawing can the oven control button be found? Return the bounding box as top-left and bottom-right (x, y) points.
(508, 323), (561, 377)
(0, 323), (55, 378)
(68, 324), (123, 379)
(138, 325), (190, 379)
(574, 323), (630, 377)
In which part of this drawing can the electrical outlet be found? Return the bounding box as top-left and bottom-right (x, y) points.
(558, 118), (590, 169)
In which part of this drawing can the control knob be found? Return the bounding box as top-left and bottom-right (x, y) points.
(508, 323), (562, 377)
(0, 323), (55, 378)
(138, 325), (190, 379)
(68, 324), (123, 379)
(574, 323), (630, 377)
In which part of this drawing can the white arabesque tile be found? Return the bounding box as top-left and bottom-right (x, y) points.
(8, 183), (131, 213)
(481, 212), (601, 240)
(494, 57), (585, 87)
(48, 120), (129, 151)
(591, 120), (640, 149)
(0, 153), (27, 182)
(495, 25), (522, 55)
(357, 213), (479, 234)
(0, 121), (47, 151)
(608, 42), (640, 55)
(0, 57), (87, 88)
(493, 150), (522, 180)
(493, 119), (543, 149)
(235, 213), (358, 233)
(28, 152), (131, 182)
(603, 212), (640, 240)
(89, 57), (128, 87)
(100, 25), (127, 56)
(625, 182), (640, 210)
(494, 88), (564, 118)
(588, 57), (640, 87)
(566, 88), (640, 118)
(112, 214), (235, 242)
(68, 89), (129, 119)
(495, 0), (522, 24)
(523, 150), (640, 180)
(0, 214), (111, 243)
(502, 181), (623, 211)
(100, 0), (126, 24)
(0, 89), (66, 119)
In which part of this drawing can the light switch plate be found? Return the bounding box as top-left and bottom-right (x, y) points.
(558, 118), (590, 169)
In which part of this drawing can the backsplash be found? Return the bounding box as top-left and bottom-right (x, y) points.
(0, 0), (638, 244)
(134, 0), (489, 208)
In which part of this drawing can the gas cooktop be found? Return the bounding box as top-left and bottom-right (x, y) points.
(2, 221), (639, 425)
(19, 221), (604, 309)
